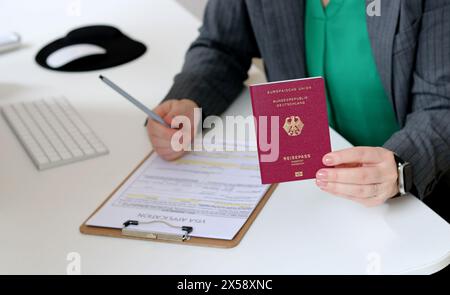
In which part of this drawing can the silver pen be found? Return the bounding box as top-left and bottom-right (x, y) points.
(99, 75), (169, 127)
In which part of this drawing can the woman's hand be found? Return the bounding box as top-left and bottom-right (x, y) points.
(146, 99), (199, 161)
(315, 147), (399, 207)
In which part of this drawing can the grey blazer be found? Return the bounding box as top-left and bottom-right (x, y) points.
(164, 0), (450, 199)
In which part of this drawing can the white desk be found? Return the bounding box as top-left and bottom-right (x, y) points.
(1, 0), (449, 275)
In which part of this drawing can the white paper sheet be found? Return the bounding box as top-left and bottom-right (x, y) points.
(87, 147), (270, 240)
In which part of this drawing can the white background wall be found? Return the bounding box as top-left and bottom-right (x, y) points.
(175, 0), (207, 20)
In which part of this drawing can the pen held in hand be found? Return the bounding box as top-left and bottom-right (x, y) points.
(99, 75), (170, 128)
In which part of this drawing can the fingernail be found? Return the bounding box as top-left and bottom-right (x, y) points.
(316, 170), (328, 180)
(316, 179), (328, 188)
(323, 156), (334, 166)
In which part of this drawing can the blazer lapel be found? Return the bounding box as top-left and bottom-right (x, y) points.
(366, 0), (401, 107)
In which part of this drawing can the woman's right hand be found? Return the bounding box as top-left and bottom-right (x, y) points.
(146, 98), (199, 161)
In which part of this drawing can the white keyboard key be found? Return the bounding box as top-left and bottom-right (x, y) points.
(82, 146), (95, 156)
(48, 153), (61, 162)
(72, 149), (84, 157)
(59, 152), (72, 160)
(36, 156), (50, 165)
(1, 97), (109, 170)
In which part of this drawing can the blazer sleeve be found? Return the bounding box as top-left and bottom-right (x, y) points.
(162, 0), (260, 117)
(384, 1), (450, 199)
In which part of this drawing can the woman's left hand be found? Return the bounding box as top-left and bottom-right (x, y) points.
(315, 147), (399, 207)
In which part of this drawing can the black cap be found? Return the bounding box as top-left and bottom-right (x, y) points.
(35, 25), (147, 72)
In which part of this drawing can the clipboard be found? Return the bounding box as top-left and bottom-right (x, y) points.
(80, 152), (278, 248)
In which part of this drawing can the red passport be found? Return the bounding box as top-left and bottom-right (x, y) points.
(250, 77), (331, 184)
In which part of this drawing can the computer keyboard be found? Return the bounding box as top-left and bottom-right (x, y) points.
(1, 96), (109, 170)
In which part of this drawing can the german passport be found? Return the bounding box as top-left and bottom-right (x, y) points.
(250, 77), (331, 184)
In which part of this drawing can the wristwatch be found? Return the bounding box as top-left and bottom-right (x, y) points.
(394, 154), (413, 196)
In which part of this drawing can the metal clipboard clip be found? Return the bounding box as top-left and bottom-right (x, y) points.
(122, 220), (193, 242)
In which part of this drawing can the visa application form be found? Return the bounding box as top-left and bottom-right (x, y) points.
(87, 144), (270, 240)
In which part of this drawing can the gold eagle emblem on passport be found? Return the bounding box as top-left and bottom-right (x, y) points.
(283, 116), (304, 136)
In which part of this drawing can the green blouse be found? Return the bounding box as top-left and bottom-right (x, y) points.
(305, 0), (399, 146)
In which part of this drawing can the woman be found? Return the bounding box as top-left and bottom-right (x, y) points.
(146, 0), (450, 207)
